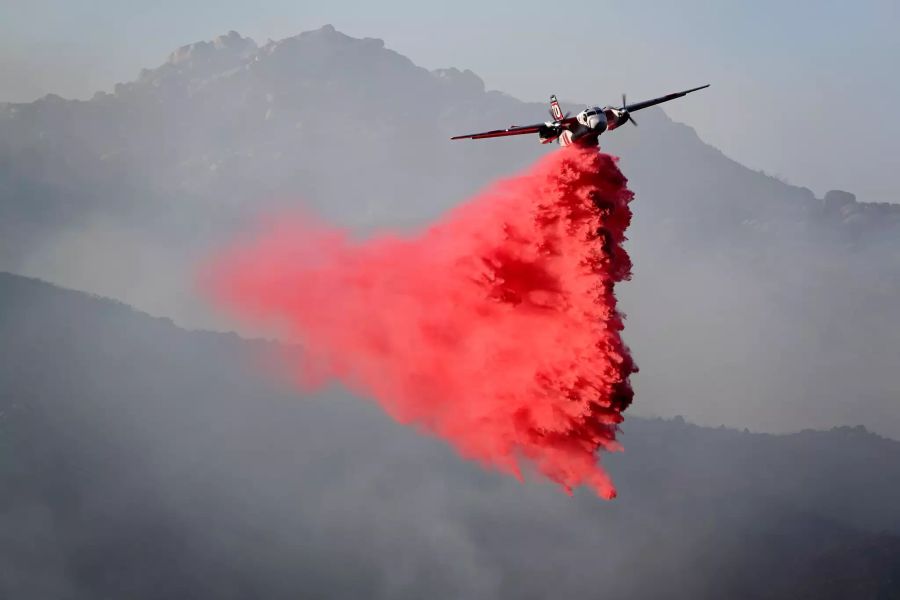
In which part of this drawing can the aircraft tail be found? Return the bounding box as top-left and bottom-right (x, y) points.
(549, 95), (564, 121)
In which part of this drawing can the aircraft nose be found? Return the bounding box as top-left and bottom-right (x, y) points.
(586, 115), (601, 129)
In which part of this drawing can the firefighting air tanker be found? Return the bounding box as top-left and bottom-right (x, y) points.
(451, 84), (709, 147)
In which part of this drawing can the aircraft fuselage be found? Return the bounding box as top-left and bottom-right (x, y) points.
(557, 106), (631, 147)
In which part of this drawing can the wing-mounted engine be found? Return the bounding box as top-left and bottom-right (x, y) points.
(538, 123), (562, 144)
(540, 95), (575, 144)
(603, 108), (623, 131)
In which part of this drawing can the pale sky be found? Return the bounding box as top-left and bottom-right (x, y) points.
(1, 0), (898, 203)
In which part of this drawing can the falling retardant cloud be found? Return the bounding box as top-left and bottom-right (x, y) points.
(205, 147), (637, 498)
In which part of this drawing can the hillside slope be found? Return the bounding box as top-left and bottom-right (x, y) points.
(3, 272), (900, 599)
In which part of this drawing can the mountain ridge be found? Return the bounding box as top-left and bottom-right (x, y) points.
(4, 26), (895, 224)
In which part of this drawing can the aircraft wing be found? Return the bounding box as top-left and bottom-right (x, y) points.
(450, 115), (578, 141)
(451, 123), (546, 140)
(624, 84), (709, 113)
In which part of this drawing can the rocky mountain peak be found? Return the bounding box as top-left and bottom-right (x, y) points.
(165, 30), (257, 68)
(431, 68), (485, 95)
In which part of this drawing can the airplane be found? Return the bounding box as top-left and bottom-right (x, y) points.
(451, 84), (709, 147)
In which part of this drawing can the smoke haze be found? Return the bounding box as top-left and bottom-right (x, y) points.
(3, 24), (900, 599)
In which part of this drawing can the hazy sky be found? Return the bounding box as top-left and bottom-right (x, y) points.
(1, 0), (898, 203)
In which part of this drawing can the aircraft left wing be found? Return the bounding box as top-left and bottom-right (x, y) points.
(624, 84), (709, 113)
(450, 123), (546, 140)
(451, 114), (578, 141)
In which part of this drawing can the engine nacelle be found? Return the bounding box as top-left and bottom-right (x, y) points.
(604, 108), (626, 131)
(538, 124), (561, 144)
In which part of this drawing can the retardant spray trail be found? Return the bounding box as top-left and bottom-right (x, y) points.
(206, 147), (636, 498)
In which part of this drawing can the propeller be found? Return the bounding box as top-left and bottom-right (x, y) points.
(621, 93), (638, 126)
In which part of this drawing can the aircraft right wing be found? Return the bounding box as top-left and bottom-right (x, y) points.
(624, 84), (710, 113)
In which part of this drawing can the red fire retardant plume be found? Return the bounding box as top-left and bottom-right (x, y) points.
(207, 147), (637, 498)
